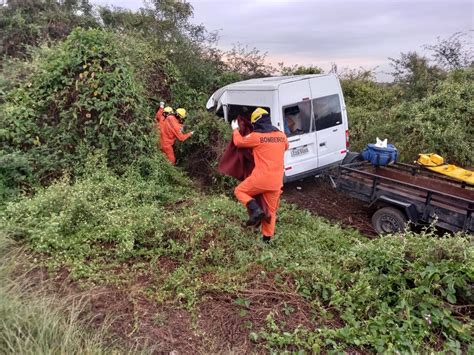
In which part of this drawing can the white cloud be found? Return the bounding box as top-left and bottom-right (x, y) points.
(92, 0), (474, 81)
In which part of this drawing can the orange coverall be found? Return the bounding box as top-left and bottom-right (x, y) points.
(233, 130), (289, 237)
(155, 107), (166, 146)
(160, 114), (192, 165)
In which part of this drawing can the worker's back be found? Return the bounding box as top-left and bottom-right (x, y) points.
(161, 115), (181, 146)
(248, 130), (288, 190)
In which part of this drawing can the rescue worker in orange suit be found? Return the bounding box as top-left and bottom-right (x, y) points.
(160, 107), (193, 165)
(155, 102), (173, 147)
(232, 108), (289, 243)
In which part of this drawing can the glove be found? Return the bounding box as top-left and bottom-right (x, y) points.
(231, 119), (239, 130)
(159, 101), (165, 108)
(190, 131), (194, 136)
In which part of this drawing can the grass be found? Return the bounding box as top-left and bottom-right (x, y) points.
(0, 154), (473, 353)
(0, 235), (117, 354)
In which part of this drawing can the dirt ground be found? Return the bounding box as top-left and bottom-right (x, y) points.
(23, 264), (340, 354)
(283, 176), (377, 236)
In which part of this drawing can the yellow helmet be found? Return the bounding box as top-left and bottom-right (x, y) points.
(163, 106), (173, 114)
(175, 108), (187, 119)
(251, 107), (269, 123)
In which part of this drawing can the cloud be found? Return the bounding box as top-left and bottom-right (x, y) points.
(93, 0), (474, 80)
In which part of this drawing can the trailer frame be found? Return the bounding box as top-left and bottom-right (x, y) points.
(337, 162), (474, 234)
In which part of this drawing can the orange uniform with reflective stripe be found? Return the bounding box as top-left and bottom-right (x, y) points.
(233, 129), (288, 237)
(160, 114), (192, 165)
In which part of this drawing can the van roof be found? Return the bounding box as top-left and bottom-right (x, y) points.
(205, 74), (337, 110)
(221, 74), (332, 91)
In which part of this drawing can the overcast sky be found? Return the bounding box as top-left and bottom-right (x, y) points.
(93, 0), (473, 80)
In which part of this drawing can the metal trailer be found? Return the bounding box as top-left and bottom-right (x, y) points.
(336, 161), (474, 234)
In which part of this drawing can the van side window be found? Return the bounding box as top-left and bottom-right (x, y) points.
(282, 100), (312, 136)
(313, 94), (342, 131)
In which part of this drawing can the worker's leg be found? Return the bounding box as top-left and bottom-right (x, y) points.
(260, 189), (282, 238)
(161, 145), (176, 165)
(235, 178), (268, 226)
(234, 178), (264, 206)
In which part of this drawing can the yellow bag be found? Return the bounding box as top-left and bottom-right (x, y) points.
(416, 153), (473, 185)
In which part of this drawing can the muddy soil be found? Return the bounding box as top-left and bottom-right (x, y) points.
(21, 264), (341, 354)
(283, 176), (377, 236)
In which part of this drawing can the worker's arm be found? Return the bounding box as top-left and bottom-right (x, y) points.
(155, 107), (164, 123)
(233, 130), (260, 148)
(168, 117), (192, 142)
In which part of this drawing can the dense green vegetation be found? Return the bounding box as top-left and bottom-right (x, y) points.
(1, 0), (473, 353)
(344, 67), (474, 164)
(2, 29), (153, 182)
(2, 155), (473, 353)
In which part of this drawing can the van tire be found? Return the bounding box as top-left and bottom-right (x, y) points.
(342, 151), (363, 165)
(372, 207), (408, 235)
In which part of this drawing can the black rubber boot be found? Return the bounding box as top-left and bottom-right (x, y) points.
(262, 236), (272, 244)
(246, 199), (265, 226)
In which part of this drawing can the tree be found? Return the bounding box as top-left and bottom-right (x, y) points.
(98, 0), (223, 102)
(224, 43), (274, 79)
(0, 0), (97, 58)
(424, 31), (474, 70)
(278, 64), (323, 76)
(389, 51), (446, 99)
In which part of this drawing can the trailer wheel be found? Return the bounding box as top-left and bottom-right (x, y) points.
(372, 207), (408, 234)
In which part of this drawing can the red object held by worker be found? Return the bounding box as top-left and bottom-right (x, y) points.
(219, 115), (270, 216)
(218, 115), (254, 180)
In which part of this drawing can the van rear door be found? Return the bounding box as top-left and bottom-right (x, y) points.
(279, 80), (318, 178)
(309, 78), (347, 167)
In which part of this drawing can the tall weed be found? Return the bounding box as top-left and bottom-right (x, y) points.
(0, 235), (113, 354)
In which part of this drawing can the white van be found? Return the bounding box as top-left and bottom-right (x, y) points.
(206, 74), (350, 182)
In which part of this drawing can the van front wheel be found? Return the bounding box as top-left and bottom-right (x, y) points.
(372, 207), (408, 235)
(342, 151), (362, 165)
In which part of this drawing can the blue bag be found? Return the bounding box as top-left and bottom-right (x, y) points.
(362, 144), (398, 166)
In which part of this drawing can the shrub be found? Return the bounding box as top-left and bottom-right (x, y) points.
(176, 110), (237, 191)
(0, 28), (154, 181)
(254, 215), (474, 352)
(1, 156), (472, 352)
(0, 0), (98, 58)
(1, 154), (194, 274)
(340, 69), (400, 111)
(347, 68), (474, 165)
(0, 151), (34, 204)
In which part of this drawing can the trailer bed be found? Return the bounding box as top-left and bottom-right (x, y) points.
(337, 162), (474, 234)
